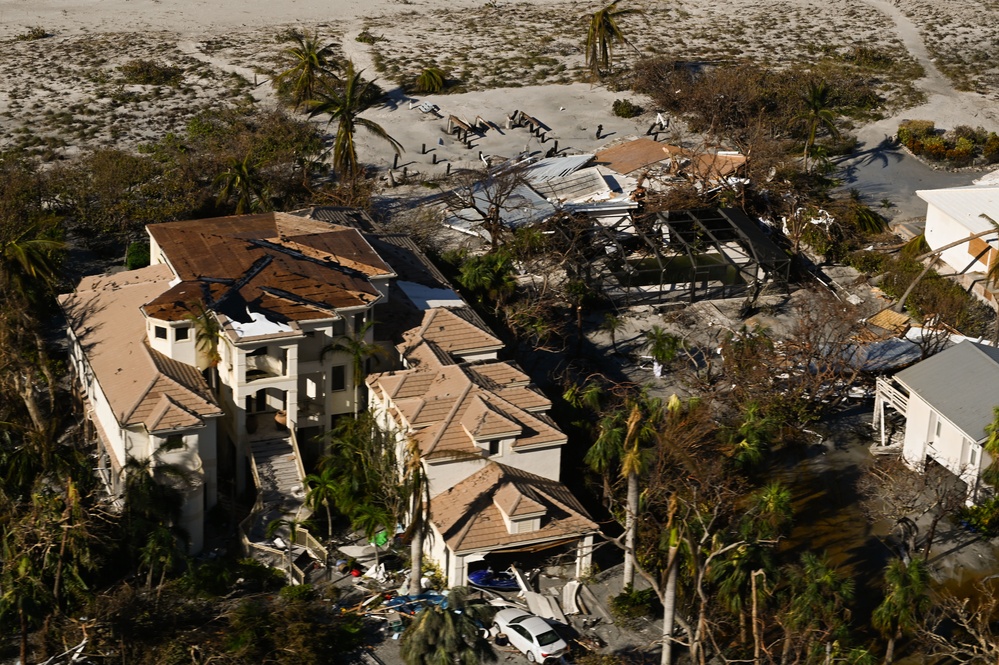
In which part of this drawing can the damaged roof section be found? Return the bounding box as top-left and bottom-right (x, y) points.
(144, 212), (391, 327)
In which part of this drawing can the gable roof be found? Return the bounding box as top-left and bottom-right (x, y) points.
(367, 362), (565, 458)
(917, 185), (999, 236)
(894, 341), (999, 440)
(144, 212), (391, 323)
(410, 308), (503, 357)
(58, 265), (222, 433)
(430, 462), (596, 553)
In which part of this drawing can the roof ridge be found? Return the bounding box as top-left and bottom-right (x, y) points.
(424, 379), (475, 455)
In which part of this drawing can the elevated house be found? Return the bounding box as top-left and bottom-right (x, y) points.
(62, 211), (397, 554)
(917, 184), (999, 304)
(873, 340), (999, 501)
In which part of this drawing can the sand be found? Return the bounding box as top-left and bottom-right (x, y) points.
(1, 0), (997, 205)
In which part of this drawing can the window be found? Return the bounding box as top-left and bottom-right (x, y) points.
(162, 434), (184, 451)
(488, 440), (501, 456)
(331, 365), (347, 392)
(154, 326), (167, 339)
(935, 420), (942, 437)
(970, 446), (978, 466)
(331, 319), (346, 336)
(175, 326), (189, 341)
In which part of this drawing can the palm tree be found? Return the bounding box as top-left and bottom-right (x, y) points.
(323, 319), (385, 418)
(798, 80), (839, 173)
(872, 558), (930, 664)
(982, 406), (999, 488)
(729, 402), (774, 471)
(351, 501), (394, 567)
(602, 313), (625, 354)
(184, 299), (222, 373)
(415, 67), (446, 94)
(457, 251), (517, 312)
(305, 467), (339, 540)
(308, 60), (403, 178)
(644, 326), (682, 374)
(584, 3), (641, 80)
(780, 552), (855, 664)
(401, 438), (431, 595)
(0, 534), (53, 665)
(214, 153), (268, 214)
(275, 30), (340, 110)
(400, 586), (497, 665)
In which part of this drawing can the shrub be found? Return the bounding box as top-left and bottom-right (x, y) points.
(14, 26), (50, 41)
(921, 136), (948, 161)
(355, 29), (380, 44)
(983, 133), (999, 163)
(846, 250), (891, 275)
(120, 59), (183, 87)
(897, 119), (935, 146)
(612, 98), (642, 118)
(958, 497), (999, 537)
(125, 241), (150, 269)
(609, 585), (660, 628)
(279, 584), (316, 602)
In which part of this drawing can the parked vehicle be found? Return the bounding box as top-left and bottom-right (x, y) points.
(493, 608), (568, 663)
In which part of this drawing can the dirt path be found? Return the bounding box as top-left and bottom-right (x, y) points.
(858, 0), (999, 142)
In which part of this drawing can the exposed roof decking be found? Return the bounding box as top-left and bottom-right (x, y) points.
(145, 213), (386, 323)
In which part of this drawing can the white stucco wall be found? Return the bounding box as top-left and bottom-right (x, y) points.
(924, 203), (994, 275)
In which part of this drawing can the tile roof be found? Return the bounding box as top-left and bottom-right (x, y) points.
(144, 213), (389, 322)
(430, 462), (596, 553)
(59, 265), (222, 433)
(399, 307), (503, 364)
(367, 362), (565, 458)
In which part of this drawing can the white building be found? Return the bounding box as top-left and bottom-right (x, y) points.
(367, 307), (596, 587)
(876, 340), (999, 501)
(62, 212), (397, 552)
(917, 185), (999, 304)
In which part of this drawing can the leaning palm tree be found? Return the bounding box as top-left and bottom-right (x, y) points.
(308, 60), (403, 178)
(400, 586), (496, 665)
(275, 30), (340, 110)
(584, 2), (641, 80)
(214, 153), (268, 214)
(798, 80), (839, 173)
(415, 66), (446, 94)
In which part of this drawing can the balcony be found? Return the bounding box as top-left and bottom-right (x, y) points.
(246, 354), (285, 382)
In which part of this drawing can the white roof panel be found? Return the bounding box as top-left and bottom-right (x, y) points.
(917, 185), (999, 235)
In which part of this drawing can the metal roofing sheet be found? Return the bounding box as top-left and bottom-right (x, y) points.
(917, 186), (999, 235)
(525, 154), (594, 181)
(894, 340), (999, 440)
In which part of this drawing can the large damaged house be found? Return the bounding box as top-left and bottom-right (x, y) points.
(61, 211), (396, 553)
(62, 208), (596, 587)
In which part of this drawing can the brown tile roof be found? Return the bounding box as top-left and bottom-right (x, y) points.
(416, 308), (503, 355)
(430, 463), (596, 554)
(494, 482), (546, 517)
(144, 213), (389, 322)
(368, 362), (565, 458)
(59, 265), (222, 433)
(461, 396), (522, 440)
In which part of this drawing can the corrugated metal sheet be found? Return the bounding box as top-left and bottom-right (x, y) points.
(525, 154), (594, 181)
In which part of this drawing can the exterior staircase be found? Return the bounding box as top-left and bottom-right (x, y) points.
(248, 437), (308, 543)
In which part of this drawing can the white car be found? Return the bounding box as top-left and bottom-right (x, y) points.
(493, 608), (568, 663)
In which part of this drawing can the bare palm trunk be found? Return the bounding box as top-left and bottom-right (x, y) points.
(409, 527), (424, 596)
(20, 609), (29, 665)
(623, 471), (639, 589)
(661, 546), (679, 665)
(325, 503), (334, 540)
(884, 633), (897, 665)
(15, 372), (46, 432)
